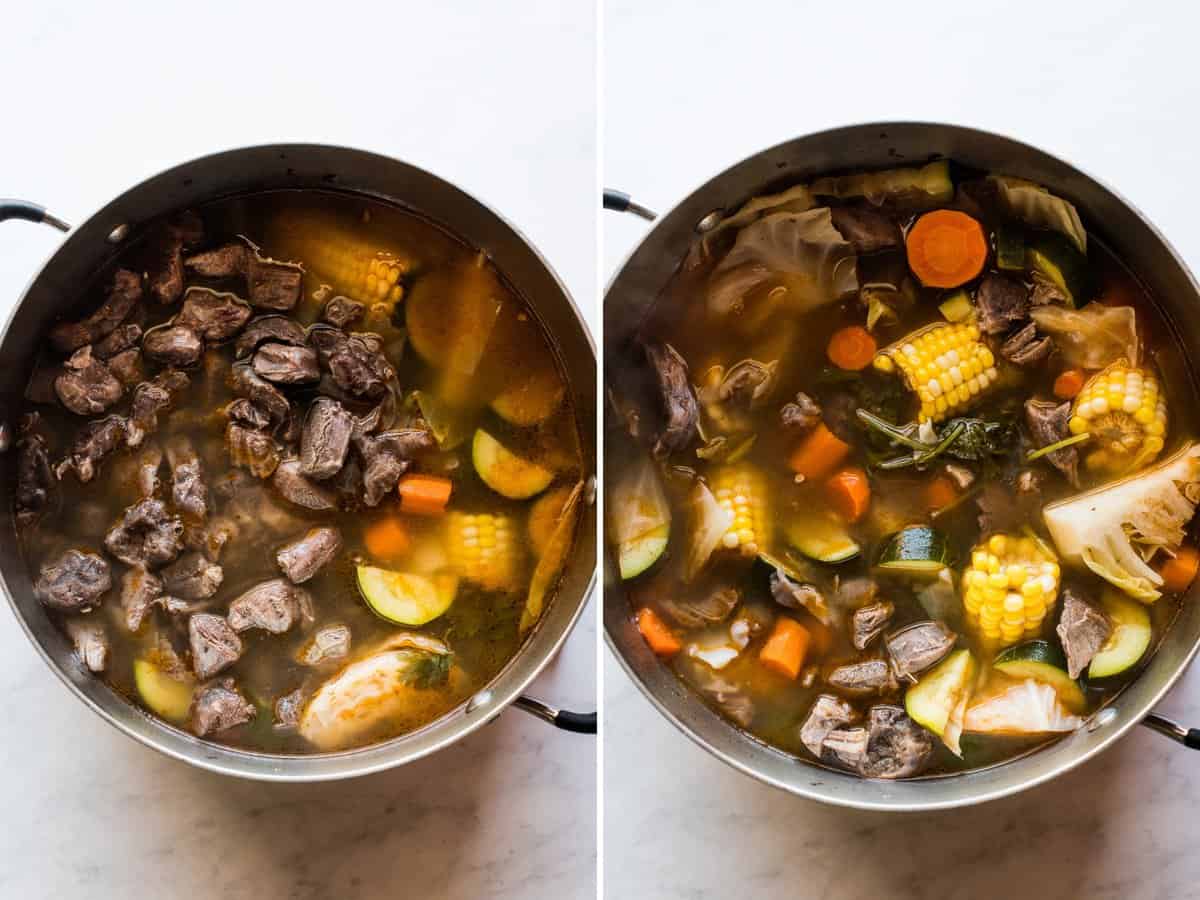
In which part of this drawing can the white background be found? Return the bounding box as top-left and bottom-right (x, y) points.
(604, 1), (1200, 898)
(0, 2), (596, 899)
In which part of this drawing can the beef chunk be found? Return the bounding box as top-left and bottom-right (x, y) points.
(642, 342), (698, 457)
(106, 348), (144, 386)
(183, 517), (236, 563)
(827, 659), (898, 696)
(852, 601), (894, 651)
(300, 398), (354, 479)
(1057, 587), (1113, 679)
(225, 422), (281, 478)
(145, 211), (203, 305)
(1025, 398), (1079, 487)
(885, 621), (956, 681)
(185, 240), (303, 311)
(49, 268), (142, 352)
(276, 527), (343, 583)
(858, 705), (933, 779)
(295, 623), (352, 666)
(230, 363), (291, 427)
(66, 618), (110, 673)
(120, 566), (163, 632)
(190, 678), (255, 736)
(323, 295), (364, 328)
(355, 429), (436, 506)
(253, 342), (320, 385)
(161, 552), (224, 601)
(694, 672), (754, 727)
(234, 315), (308, 358)
(176, 288), (253, 342)
(975, 274), (1030, 336)
(273, 687), (305, 729)
(226, 398), (272, 430)
(227, 578), (313, 634)
(271, 458), (337, 510)
(769, 569), (829, 621)
(1001, 322), (1053, 367)
(823, 726), (870, 769)
(59, 415), (126, 483)
(15, 415), (54, 526)
(93, 323), (142, 358)
(34, 549), (111, 612)
(188, 613), (243, 679)
(829, 206), (903, 253)
(126, 370), (189, 448)
(659, 584), (740, 629)
(315, 330), (394, 399)
(165, 436), (209, 520)
(55, 346), (123, 415)
(104, 498), (184, 568)
(143, 324), (203, 367)
(1031, 273), (1070, 307)
(779, 392), (822, 432)
(800, 694), (857, 757)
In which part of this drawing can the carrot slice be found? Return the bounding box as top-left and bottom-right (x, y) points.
(1053, 368), (1087, 400)
(759, 617), (810, 679)
(826, 325), (877, 371)
(363, 517), (411, 561)
(906, 210), (988, 288)
(924, 475), (959, 511)
(1158, 546), (1200, 594)
(397, 474), (453, 516)
(825, 467), (871, 523)
(788, 422), (851, 481)
(636, 607), (681, 657)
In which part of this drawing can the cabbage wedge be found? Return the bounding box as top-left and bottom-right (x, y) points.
(988, 175), (1087, 254)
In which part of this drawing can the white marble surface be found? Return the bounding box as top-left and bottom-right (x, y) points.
(604, 1), (1200, 897)
(0, 2), (596, 899)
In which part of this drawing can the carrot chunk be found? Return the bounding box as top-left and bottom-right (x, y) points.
(1158, 546), (1200, 594)
(1053, 368), (1087, 400)
(825, 467), (871, 523)
(397, 474), (453, 516)
(363, 517), (411, 561)
(759, 617), (810, 680)
(826, 325), (877, 371)
(636, 607), (682, 658)
(906, 209), (988, 288)
(788, 422), (851, 481)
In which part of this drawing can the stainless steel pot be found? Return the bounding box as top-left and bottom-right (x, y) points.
(1, 143), (596, 780)
(604, 122), (1200, 811)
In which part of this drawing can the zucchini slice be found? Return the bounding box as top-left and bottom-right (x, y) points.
(490, 360), (565, 427)
(785, 514), (861, 563)
(938, 290), (973, 323)
(618, 526), (670, 581)
(994, 225), (1025, 272)
(1088, 591), (1152, 679)
(994, 640), (1086, 713)
(905, 648), (977, 755)
(133, 657), (195, 724)
(472, 429), (554, 499)
(874, 525), (951, 577)
(357, 566), (458, 626)
(1027, 232), (1090, 306)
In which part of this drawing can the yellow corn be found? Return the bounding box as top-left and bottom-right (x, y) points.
(962, 533), (1060, 648)
(445, 512), (522, 593)
(710, 464), (769, 558)
(873, 320), (999, 424)
(283, 220), (410, 306)
(1068, 361), (1168, 475)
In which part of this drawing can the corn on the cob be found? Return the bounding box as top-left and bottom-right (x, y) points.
(1067, 361), (1167, 475)
(873, 320), (1000, 424)
(711, 464), (769, 558)
(282, 219), (410, 306)
(962, 533), (1060, 648)
(445, 512), (523, 592)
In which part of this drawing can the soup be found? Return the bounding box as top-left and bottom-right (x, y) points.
(17, 190), (584, 753)
(606, 160), (1198, 779)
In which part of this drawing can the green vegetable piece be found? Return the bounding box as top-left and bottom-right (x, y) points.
(357, 566), (458, 626)
(906, 649), (977, 755)
(472, 429), (554, 499)
(994, 225), (1025, 271)
(1088, 592), (1152, 678)
(874, 525), (951, 576)
(785, 513), (861, 563)
(938, 290), (974, 323)
(1027, 232), (1091, 306)
(994, 640), (1086, 713)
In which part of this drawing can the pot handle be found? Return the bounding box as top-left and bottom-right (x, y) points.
(1141, 712), (1200, 748)
(603, 189), (657, 221)
(512, 695), (597, 734)
(0, 199), (70, 232)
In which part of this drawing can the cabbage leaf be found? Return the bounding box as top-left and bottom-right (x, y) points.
(684, 482), (734, 581)
(988, 175), (1087, 254)
(1029, 303), (1140, 369)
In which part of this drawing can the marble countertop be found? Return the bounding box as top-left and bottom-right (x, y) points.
(603, 1), (1200, 897)
(0, 3), (596, 898)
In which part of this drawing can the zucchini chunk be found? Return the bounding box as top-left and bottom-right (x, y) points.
(490, 359), (565, 427)
(874, 525), (951, 576)
(1027, 232), (1090, 306)
(994, 640), (1086, 713)
(356, 566), (458, 626)
(785, 513), (861, 563)
(1088, 591), (1152, 678)
(472, 429), (554, 499)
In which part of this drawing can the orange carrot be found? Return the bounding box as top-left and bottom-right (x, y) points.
(636, 607), (681, 657)
(825, 467), (871, 523)
(826, 325), (877, 372)
(397, 474), (453, 516)
(924, 475), (959, 512)
(788, 422), (851, 481)
(1158, 546), (1200, 594)
(906, 209), (988, 288)
(759, 617), (810, 680)
(363, 516), (411, 561)
(1053, 368), (1087, 400)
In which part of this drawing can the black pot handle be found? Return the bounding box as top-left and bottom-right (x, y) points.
(0, 199), (70, 232)
(1142, 712), (1200, 748)
(602, 189), (657, 221)
(513, 695), (597, 734)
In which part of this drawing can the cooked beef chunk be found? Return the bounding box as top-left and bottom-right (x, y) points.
(33, 549), (111, 612)
(829, 206), (903, 253)
(93, 323), (142, 358)
(800, 694), (857, 757)
(183, 517), (236, 563)
(1031, 273), (1069, 307)
(659, 584), (740, 629)
(355, 429), (436, 506)
(126, 370), (189, 448)
(15, 415), (54, 526)
(822, 726), (870, 769)
(253, 343), (320, 385)
(858, 705), (933, 779)
(1001, 322), (1053, 367)
(780, 392), (822, 432)
(190, 677), (255, 736)
(1025, 398), (1079, 487)
(120, 566), (163, 632)
(188, 613), (243, 679)
(885, 621), (956, 681)
(852, 601), (894, 651)
(186, 240), (303, 311)
(827, 659), (898, 696)
(161, 552), (224, 601)
(271, 458), (337, 510)
(693, 672), (754, 727)
(230, 363), (291, 427)
(975, 274), (1030, 336)
(1057, 587), (1113, 679)
(314, 330), (394, 399)
(226, 422), (281, 478)
(145, 212), (204, 305)
(66, 618), (110, 672)
(60, 415), (126, 483)
(49, 268), (142, 352)
(106, 348), (143, 386)
(143, 323), (203, 367)
(1016, 468), (1046, 498)
(642, 342), (698, 457)
(185, 243), (245, 278)
(165, 436), (209, 520)
(55, 346), (123, 415)
(104, 498), (184, 568)
(300, 398), (354, 479)
(234, 315), (308, 359)
(226, 398), (272, 430)
(769, 569), (827, 619)
(176, 288), (253, 341)
(323, 295), (364, 328)
(273, 687), (305, 729)
(296, 623), (352, 666)
(276, 527), (342, 584)
(227, 579), (313, 634)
